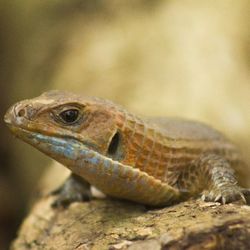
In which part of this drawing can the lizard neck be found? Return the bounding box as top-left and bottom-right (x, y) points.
(113, 110), (236, 184)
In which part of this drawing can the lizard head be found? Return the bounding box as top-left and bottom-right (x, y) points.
(4, 90), (124, 167)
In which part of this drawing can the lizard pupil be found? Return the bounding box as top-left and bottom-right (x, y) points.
(59, 109), (79, 124)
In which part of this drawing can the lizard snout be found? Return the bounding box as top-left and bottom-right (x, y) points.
(4, 104), (17, 125)
(4, 102), (37, 127)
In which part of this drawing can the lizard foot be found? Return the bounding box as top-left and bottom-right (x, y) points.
(201, 186), (250, 205)
(51, 174), (92, 208)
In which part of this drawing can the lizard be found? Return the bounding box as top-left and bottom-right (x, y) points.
(4, 90), (250, 207)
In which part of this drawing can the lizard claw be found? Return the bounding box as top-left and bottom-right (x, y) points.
(201, 186), (249, 205)
(214, 194), (222, 202)
(222, 196), (227, 205)
(201, 194), (206, 201)
(241, 188), (250, 204)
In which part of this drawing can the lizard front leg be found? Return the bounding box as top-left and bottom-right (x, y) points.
(51, 173), (92, 208)
(176, 154), (250, 204)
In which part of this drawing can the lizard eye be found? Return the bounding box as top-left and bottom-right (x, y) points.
(59, 109), (80, 124)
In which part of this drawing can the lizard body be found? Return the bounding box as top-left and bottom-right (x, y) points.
(4, 90), (249, 206)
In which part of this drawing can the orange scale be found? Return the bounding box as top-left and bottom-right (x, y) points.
(133, 132), (145, 143)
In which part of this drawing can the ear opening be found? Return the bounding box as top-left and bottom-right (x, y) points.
(108, 131), (120, 156)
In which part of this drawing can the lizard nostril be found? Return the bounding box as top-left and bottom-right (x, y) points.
(17, 108), (26, 117)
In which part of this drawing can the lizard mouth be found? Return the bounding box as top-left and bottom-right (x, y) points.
(6, 124), (93, 165)
(6, 123), (99, 154)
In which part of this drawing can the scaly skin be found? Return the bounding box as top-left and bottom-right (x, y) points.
(4, 90), (250, 206)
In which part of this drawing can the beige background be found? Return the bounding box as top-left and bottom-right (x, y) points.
(0, 1), (249, 249)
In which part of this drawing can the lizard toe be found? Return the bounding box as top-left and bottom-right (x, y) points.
(51, 191), (91, 208)
(201, 191), (215, 202)
(220, 187), (246, 204)
(50, 175), (92, 208)
(201, 186), (248, 204)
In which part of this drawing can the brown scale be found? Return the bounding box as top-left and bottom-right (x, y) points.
(114, 111), (141, 166)
(133, 130), (155, 173)
(158, 145), (201, 183)
(116, 111), (190, 183)
(125, 122), (166, 181)
(138, 131), (158, 177)
(121, 119), (139, 165)
(146, 141), (164, 179)
(114, 109), (239, 188)
(119, 117), (149, 172)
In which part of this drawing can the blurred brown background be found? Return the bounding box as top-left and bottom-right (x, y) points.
(0, 0), (250, 249)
